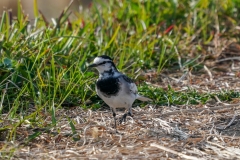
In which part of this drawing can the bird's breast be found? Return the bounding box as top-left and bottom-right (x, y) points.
(96, 77), (121, 97)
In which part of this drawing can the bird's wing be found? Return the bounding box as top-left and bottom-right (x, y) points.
(121, 75), (152, 102)
(121, 75), (138, 95)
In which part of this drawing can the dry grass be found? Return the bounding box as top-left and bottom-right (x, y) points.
(2, 103), (240, 159)
(1, 66), (240, 159)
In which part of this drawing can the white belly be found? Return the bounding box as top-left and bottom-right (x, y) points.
(97, 88), (136, 109)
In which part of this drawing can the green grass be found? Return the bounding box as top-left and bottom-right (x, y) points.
(0, 0), (239, 146)
(138, 84), (240, 106)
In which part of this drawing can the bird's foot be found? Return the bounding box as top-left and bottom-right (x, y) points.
(119, 112), (133, 124)
(119, 113), (127, 124)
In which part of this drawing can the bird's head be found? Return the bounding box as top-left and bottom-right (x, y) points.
(88, 55), (118, 75)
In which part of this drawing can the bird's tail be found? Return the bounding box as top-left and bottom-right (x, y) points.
(136, 94), (152, 102)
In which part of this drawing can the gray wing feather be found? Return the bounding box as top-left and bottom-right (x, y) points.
(121, 75), (138, 94)
(121, 74), (152, 101)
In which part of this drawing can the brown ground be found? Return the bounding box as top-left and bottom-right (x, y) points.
(1, 42), (240, 159)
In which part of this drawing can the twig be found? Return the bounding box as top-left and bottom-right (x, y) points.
(175, 46), (183, 70)
(217, 57), (240, 63)
(150, 143), (200, 160)
(204, 65), (213, 81)
(177, 71), (188, 83)
(214, 95), (221, 103)
(224, 114), (237, 129)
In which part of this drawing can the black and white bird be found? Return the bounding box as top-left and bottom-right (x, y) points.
(88, 55), (152, 131)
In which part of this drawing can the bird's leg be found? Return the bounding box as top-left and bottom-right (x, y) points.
(119, 113), (127, 124)
(111, 108), (118, 133)
(113, 112), (117, 129)
(128, 107), (133, 117)
(120, 107), (133, 124)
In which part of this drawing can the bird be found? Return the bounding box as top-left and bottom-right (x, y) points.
(88, 55), (152, 132)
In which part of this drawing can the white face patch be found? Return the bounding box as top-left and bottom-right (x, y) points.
(92, 57), (114, 75)
(93, 57), (111, 65)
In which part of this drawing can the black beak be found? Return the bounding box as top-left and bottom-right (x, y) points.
(88, 63), (97, 68)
